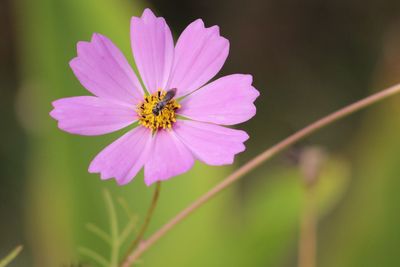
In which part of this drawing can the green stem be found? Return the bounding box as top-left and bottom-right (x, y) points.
(298, 183), (317, 267)
(121, 182), (161, 266)
(298, 148), (324, 267)
(104, 190), (119, 267)
(121, 82), (400, 267)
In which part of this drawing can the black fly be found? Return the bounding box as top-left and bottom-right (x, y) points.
(152, 88), (177, 116)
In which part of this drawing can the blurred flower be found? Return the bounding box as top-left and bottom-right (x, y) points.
(50, 8), (259, 186)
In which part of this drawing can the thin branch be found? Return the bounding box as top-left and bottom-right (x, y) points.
(121, 82), (400, 266)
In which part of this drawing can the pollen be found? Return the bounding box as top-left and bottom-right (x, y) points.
(137, 90), (181, 132)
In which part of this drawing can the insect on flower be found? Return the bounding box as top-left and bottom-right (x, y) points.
(152, 88), (177, 116)
(50, 8), (259, 186)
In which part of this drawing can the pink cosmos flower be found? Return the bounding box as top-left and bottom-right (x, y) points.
(50, 8), (259, 186)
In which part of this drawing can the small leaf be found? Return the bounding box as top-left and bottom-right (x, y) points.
(80, 191), (140, 266)
(78, 247), (109, 267)
(0, 245), (23, 267)
(85, 223), (111, 245)
(119, 216), (138, 246)
(117, 197), (135, 220)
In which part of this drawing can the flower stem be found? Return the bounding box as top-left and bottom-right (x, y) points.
(298, 183), (317, 267)
(121, 83), (400, 266)
(104, 190), (119, 267)
(121, 182), (161, 266)
(298, 148), (324, 267)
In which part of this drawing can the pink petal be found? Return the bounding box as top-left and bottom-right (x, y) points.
(178, 74), (259, 125)
(89, 126), (152, 185)
(168, 19), (229, 98)
(70, 33), (144, 104)
(144, 130), (194, 186)
(50, 96), (137, 136)
(173, 120), (249, 165)
(131, 9), (174, 93)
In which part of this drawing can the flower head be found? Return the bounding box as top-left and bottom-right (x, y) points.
(50, 9), (259, 186)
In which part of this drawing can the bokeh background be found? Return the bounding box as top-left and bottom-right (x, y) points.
(2, 0), (400, 266)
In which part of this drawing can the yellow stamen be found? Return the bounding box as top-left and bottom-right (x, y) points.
(137, 90), (181, 132)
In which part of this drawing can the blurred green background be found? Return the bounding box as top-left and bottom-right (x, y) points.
(2, 0), (400, 266)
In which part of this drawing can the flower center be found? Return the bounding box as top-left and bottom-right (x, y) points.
(137, 90), (181, 131)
